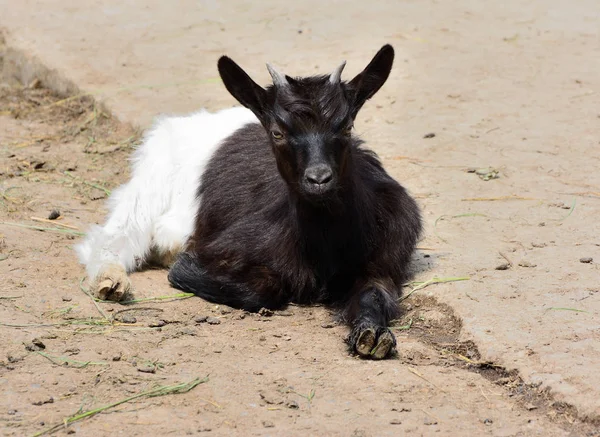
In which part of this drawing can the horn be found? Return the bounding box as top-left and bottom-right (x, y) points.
(266, 63), (289, 87)
(329, 60), (346, 84)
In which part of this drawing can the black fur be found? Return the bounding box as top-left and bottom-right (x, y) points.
(168, 45), (422, 359)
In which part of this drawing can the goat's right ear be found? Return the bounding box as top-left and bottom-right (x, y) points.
(218, 56), (267, 118)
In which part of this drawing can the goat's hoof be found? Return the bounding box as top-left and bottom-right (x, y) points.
(349, 326), (397, 360)
(91, 264), (131, 302)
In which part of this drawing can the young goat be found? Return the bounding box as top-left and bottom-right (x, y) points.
(77, 45), (421, 359)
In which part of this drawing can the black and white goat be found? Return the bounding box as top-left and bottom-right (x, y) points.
(77, 45), (421, 359)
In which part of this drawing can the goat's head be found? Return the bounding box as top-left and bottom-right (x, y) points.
(218, 45), (394, 203)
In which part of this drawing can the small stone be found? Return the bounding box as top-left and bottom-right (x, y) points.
(180, 328), (197, 336)
(197, 427), (212, 433)
(259, 308), (274, 317)
(67, 429), (76, 434)
(495, 263), (510, 270)
(137, 366), (156, 374)
(32, 396), (54, 406)
(262, 421), (275, 428)
(194, 315), (208, 323)
(525, 403), (538, 411)
(580, 257), (593, 264)
(148, 320), (166, 328)
(206, 317), (221, 325)
(8, 409), (17, 415)
(64, 347), (80, 356)
(25, 338), (46, 351)
(483, 418), (493, 425)
(237, 313), (246, 320)
(112, 353), (122, 362)
(286, 400), (299, 409)
(424, 418), (438, 425)
(518, 260), (536, 268)
(48, 210), (60, 220)
(390, 419), (402, 425)
(259, 390), (284, 405)
(423, 133), (436, 139)
(219, 307), (232, 315)
(61, 296), (72, 302)
(321, 322), (335, 329)
(116, 314), (137, 324)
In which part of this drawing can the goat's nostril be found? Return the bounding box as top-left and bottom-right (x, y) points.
(305, 167), (333, 185)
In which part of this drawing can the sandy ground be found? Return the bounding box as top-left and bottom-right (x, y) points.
(1, 0), (599, 436)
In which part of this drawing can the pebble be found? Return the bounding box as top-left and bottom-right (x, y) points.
(194, 315), (208, 324)
(206, 317), (221, 325)
(423, 133), (436, 139)
(148, 320), (167, 328)
(390, 419), (402, 425)
(495, 263), (510, 271)
(321, 322), (335, 329)
(424, 418), (438, 425)
(518, 260), (536, 268)
(48, 210), (60, 220)
(32, 396), (54, 406)
(117, 314), (137, 324)
(286, 400), (299, 409)
(25, 338), (46, 351)
(580, 257), (593, 264)
(137, 366), (156, 374)
(180, 328), (197, 336)
(61, 296), (73, 302)
(262, 421), (275, 428)
(483, 418), (493, 425)
(259, 308), (274, 317)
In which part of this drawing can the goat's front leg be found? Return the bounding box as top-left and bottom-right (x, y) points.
(344, 281), (400, 360)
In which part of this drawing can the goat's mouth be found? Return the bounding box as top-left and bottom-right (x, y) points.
(300, 181), (338, 203)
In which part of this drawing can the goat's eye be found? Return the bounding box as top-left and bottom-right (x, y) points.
(271, 131), (284, 140)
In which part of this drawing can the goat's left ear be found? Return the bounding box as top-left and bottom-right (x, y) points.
(347, 45), (394, 115)
(218, 56), (268, 119)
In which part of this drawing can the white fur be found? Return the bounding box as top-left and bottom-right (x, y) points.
(76, 106), (259, 280)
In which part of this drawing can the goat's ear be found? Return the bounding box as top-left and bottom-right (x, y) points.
(218, 56), (267, 118)
(347, 45), (394, 115)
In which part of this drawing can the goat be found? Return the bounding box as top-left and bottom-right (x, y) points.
(77, 45), (422, 359)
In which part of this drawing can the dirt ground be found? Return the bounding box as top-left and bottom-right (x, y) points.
(0, 68), (598, 437)
(1, 1), (600, 435)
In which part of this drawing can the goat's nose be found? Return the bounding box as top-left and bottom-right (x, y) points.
(305, 165), (333, 186)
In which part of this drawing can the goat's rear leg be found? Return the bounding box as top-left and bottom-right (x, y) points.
(343, 283), (400, 360)
(169, 252), (288, 312)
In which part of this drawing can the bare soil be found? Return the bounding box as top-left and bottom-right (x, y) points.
(1, 83), (598, 436)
